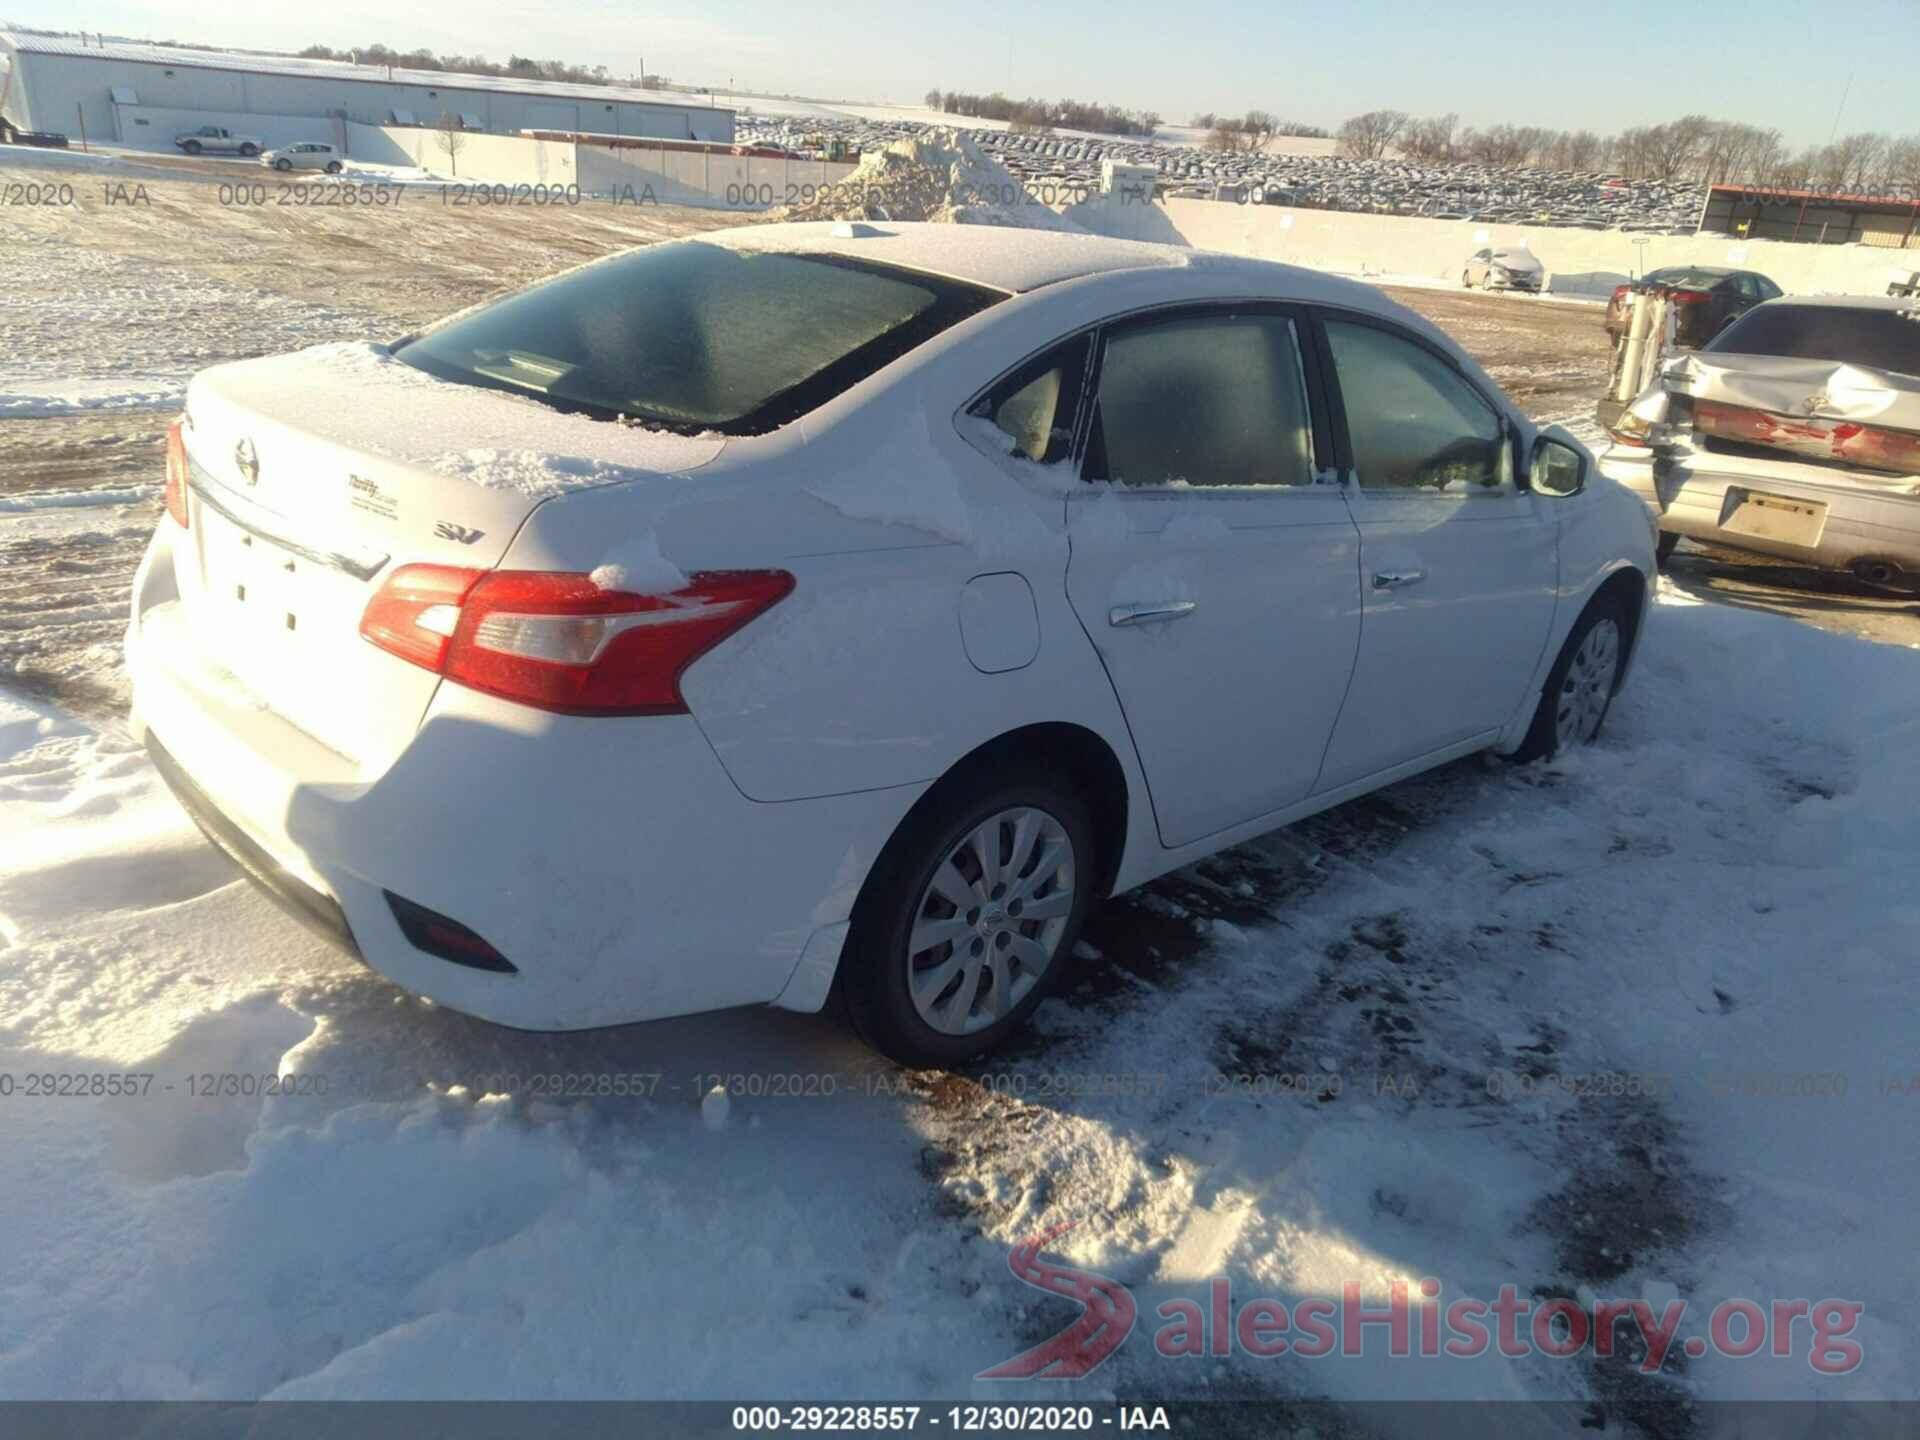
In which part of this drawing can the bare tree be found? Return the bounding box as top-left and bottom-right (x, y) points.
(1336, 109), (1407, 161)
(1460, 124), (1530, 168)
(433, 112), (468, 177)
(1827, 132), (1887, 192)
(1564, 130), (1603, 171)
(1886, 135), (1920, 200)
(1645, 115), (1713, 182)
(1205, 112), (1276, 154)
(1401, 113), (1458, 164)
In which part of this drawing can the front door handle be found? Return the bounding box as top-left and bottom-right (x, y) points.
(1109, 600), (1198, 627)
(1371, 569), (1427, 590)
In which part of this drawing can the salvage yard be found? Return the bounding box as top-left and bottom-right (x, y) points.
(3, 157), (1917, 1426)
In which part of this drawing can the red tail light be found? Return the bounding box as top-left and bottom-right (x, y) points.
(164, 418), (191, 528)
(360, 566), (794, 716)
(1667, 289), (1709, 306)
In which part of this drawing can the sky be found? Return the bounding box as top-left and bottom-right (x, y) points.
(7, 0), (1917, 147)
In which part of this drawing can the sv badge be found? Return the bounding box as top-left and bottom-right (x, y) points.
(434, 522), (486, 545)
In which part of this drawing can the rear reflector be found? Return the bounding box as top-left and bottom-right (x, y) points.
(360, 566), (794, 715)
(384, 891), (517, 973)
(164, 418), (190, 528)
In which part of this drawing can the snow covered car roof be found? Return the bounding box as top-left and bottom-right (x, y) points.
(703, 221), (1222, 295)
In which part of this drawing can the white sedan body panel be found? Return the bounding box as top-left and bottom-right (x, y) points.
(126, 222), (1652, 1031)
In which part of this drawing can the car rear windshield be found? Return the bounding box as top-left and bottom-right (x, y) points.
(1642, 268), (1729, 290)
(395, 241), (1004, 434)
(1708, 304), (1920, 376)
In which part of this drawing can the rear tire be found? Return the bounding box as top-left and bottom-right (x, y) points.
(840, 771), (1097, 1067)
(325, 160), (343, 174)
(239, 143), (259, 157)
(1511, 595), (1628, 763)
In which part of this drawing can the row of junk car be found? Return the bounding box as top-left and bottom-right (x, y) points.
(1592, 265), (1920, 590)
(740, 115), (1705, 231)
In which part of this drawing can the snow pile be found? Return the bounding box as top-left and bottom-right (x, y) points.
(777, 129), (1082, 231)
(589, 531), (688, 595)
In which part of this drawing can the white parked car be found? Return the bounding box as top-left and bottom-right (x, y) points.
(128, 223), (1654, 1064)
(262, 142), (344, 174)
(1464, 246), (1544, 293)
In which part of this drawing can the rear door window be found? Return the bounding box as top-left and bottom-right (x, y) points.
(1083, 312), (1317, 488)
(396, 242), (1003, 434)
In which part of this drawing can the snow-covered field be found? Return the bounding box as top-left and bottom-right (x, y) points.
(3, 158), (1916, 1427)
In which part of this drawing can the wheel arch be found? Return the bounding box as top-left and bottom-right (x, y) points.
(883, 721), (1132, 904)
(1497, 558), (1650, 755)
(1590, 562), (1649, 689)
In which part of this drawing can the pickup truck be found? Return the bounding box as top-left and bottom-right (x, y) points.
(173, 126), (262, 156)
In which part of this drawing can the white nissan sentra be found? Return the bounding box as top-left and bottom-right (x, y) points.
(128, 222), (1653, 1064)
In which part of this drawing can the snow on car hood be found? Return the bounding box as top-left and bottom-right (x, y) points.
(1661, 351), (1920, 433)
(190, 341), (726, 499)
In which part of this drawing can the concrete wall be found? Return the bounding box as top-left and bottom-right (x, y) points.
(337, 127), (852, 206)
(344, 123), (578, 186)
(6, 47), (733, 149)
(575, 144), (857, 208)
(1074, 194), (1917, 298)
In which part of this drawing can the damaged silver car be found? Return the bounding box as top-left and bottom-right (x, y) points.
(1597, 296), (1920, 589)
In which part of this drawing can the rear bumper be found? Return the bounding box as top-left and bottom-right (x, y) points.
(1597, 446), (1920, 574)
(145, 731), (360, 958)
(125, 527), (921, 1029)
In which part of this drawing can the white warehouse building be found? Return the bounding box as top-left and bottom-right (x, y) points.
(0, 33), (735, 151)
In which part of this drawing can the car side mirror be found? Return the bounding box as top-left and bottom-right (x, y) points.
(1528, 432), (1586, 497)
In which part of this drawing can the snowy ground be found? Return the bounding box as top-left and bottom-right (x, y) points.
(3, 157), (1916, 1427)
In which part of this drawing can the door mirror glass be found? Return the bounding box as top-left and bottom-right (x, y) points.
(1530, 437), (1585, 497)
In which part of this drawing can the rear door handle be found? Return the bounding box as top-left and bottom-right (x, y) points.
(1371, 569), (1427, 590)
(1109, 601), (1197, 627)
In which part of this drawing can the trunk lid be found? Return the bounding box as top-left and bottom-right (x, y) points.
(174, 342), (725, 771)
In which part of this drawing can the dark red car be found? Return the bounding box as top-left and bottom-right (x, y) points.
(1604, 266), (1782, 350)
